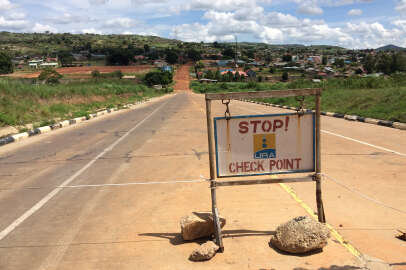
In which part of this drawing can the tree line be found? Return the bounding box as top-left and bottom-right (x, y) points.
(363, 52), (406, 74)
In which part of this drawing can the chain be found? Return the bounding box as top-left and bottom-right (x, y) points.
(295, 96), (305, 116)
(222, 99), (231, 120)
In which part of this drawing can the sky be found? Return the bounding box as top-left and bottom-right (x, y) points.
(0, 0), (406, 49)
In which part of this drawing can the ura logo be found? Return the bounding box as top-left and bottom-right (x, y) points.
(253, 134), (276, 159)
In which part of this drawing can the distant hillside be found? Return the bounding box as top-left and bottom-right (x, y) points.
(0, 32), (182, 56)
(376, 44), (406, 51)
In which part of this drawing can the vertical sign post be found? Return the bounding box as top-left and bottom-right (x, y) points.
(205, 99), (224, 251)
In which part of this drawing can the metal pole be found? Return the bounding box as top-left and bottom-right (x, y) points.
(205, 98), (224, 251)
(315, 93), (326, 223)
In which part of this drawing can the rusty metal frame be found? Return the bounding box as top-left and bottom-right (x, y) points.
(205, 88), (325, 253)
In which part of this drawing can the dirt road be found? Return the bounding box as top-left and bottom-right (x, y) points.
(0, 65), (405, 269)
(173, 64), (192, 91)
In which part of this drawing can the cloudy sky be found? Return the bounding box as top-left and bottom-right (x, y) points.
(1, 0), (406, 48)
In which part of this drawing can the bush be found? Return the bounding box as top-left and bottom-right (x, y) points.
(282, 71), (289, 81)
(0, 52), (13, 74)
(38, 68), (62, 84)
(91, 70), (101, 78)
(144, 71), (173, 86)
(112, 70), (123, 79)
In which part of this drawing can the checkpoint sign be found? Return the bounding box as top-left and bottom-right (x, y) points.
(214, 112), (315, 178)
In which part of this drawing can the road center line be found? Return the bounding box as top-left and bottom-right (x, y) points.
(239, 104), (406, 157)
(0, 96), (173, 242)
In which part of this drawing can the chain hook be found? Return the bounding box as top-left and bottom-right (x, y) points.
(222, 99), (231, 120)
(295, 96), (305, 116)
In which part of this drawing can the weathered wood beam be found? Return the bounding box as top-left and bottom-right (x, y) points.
(214, 176), (314, 187)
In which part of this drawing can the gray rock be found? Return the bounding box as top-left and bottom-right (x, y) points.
(270, 216), (330, 254)
(180, 212), (226, 241)
(189, 241), (219, 261)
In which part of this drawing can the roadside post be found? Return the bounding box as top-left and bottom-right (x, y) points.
(205, 88), (325, 252)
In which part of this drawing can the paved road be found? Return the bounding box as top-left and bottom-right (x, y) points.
(0, 90), (405, 269)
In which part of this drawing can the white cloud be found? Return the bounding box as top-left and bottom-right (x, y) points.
(348, 9), (362, 15)
(32, 23), (58, 33)
(81, 28), (102, 34)
(260, 27), (284, 43)
(0, 16), (27, 30)
(48, 13), (91, 25)
(298, 4), (324, 15)
(104, 17), (136, 28)
(396, 0), (406, 13)
(7, 12), (25, 20)
(186, 0), (257, 11)
(0, 0), (14, 11)
(89, 0), (109, 5)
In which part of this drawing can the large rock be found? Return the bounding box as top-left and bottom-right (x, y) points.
(189, 241), (219, 261)
(180, 212), (226, 241)
(270, 216), (330, 254)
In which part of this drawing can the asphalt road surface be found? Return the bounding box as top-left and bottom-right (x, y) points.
(0, 90), (405, 269)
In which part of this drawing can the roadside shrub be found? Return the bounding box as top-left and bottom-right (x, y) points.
(91, 70), (101, 78)
(282, 71), (289, 81)
(257, 75), (263, 82)
(245, 81), (258, 89)
(144, 71), (173, 86)
(38, 68), (63, 84)
(112, 70), (123, 79)
(0, 52), (13, 74)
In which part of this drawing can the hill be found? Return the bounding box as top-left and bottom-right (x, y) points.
(376, 44), (406, 51)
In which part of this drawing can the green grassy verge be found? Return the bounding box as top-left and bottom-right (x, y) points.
(190, 75), (406, 123)
(0, 78), (170, 127)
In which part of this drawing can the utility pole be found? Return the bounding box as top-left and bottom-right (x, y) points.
(234, 35), (238, 69)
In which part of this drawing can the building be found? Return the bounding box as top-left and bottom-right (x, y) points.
(40, 62), (59, 68)
(28, 59), (43, 69)
(161, 66), (172, 72)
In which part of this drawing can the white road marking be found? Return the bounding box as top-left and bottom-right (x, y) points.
(58, 179), (207, 188)
(239, 104), (406, 158)
(0, 97), (172, 241)
(321, 130), (406, 157)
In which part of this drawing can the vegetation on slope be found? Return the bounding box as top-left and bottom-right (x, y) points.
(0, 78), (169, 128)
(191, 75), (406, 123)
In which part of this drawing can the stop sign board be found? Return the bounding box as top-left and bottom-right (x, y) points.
(214, 112), (315, 178)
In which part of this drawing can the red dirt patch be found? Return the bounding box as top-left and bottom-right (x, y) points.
(173, 64), (192, 91)
(4, 65), (153, 79)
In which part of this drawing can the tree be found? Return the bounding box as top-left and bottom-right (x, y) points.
(322, 55), (328, 65)
(144, 71), (173, 86)
(376, 53), (392, 75)
(58, 51), (74, 66)
(334, 58), (345, 68)
(38, 68), (62, 84)
(106, 49), (133, 66)
(144, 44), (150, 53)
(206, 69), (214, 79)
(363, 54), (375, 74)
(187, 49), (201, 62)
(165, 50), (178, 64)
(0, 52), (13, 74)
(282, 71), (289, 81)
(91, 70), (101, 78)
(214, 70), (221, 80)
(282, 54), (292, 62)
(222, 47), (235, 59)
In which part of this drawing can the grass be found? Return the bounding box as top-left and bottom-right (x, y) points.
(190, 75), (406, 123)
(0, 78), (169, 127)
